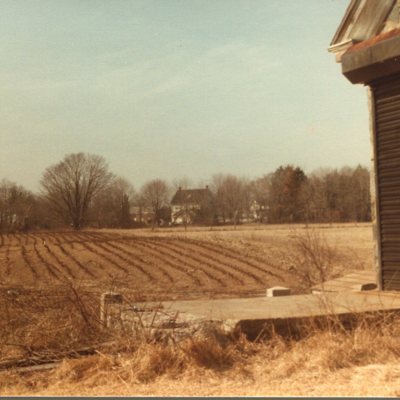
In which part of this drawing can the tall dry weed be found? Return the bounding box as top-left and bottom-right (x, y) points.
(284, 228), (344, 289)
(3, 310), (400, 396)
(0, 284), (106, 361)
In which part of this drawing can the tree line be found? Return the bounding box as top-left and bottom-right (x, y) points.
(0, 152), (371, 232)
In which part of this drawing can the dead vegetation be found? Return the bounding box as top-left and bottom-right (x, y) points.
(283, 228), (345, 289)
(0, 224), (384, 395)
(2, 305), (400, 396)
(0, 286), (103, 362)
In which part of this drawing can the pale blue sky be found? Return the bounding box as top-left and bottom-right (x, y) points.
(0, 0), (370, 191)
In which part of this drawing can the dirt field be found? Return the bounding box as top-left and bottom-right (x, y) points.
(0, 223), (374, 299)
(1, 223), (389, 397)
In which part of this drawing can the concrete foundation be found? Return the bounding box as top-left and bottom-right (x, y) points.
(266, 286), (291, 297)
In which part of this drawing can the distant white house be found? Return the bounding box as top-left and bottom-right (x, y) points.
(170, 186), (213, 225)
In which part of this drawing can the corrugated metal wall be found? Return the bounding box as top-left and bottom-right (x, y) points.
(371, 74), (400, 290)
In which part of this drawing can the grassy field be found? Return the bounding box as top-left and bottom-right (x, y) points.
(1, 222), (387, 397)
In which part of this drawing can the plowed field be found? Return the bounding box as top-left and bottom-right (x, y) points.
(0, 231), (294, 299)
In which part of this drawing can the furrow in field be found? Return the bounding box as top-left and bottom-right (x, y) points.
(70, 233), (151, 281)
(19, 243), (38, 280)
(0, 235), (6, 273)
(32, 235), (77, 280)
(135, 237), (236, 286)
(2, 234), (14, 280)
(22, 233), (61, 280)
(6, 233), (15, 247)
(54, 233), (78, 249)
(184, 238), (287, 281)
(106, 241), (174, 284)
(78, 237), (154, 282)
(73, 238), (129, 278)
(126, 238), (222, 286)
(112, 239), (208, 286)
(52, 233), (116, 279)
(4, 237), (11, 277)
(27, 234), (39, 246)
(40, 234), (59, 245)
(148, 238), (247, 285)
(170, 239), (274, 283)
(169, 239), (264, 284)
(70, 233), (130, 273)
(49, 233), (69, 247)
(86, 232), (121, 241)
(35, 234), (79, 279)
(31, 243), (62, 280)
(14, 234), (23, 247)
(49, 234), (97, 278)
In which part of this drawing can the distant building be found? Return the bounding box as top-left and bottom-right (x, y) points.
(130, 205), (154, 226)
(250, 200), (269, 223)
(130, 205), (171, 227)
(171, 186), (214, 225)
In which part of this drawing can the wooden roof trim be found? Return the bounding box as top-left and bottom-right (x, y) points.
(330, 0), (363, 46)
(330, 0), (397, 48)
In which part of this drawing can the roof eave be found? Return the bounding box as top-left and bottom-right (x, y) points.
(342, 30), (400, 84)
(328, 39), (356, 63)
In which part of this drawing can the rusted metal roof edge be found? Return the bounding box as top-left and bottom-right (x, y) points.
(330, 0), (397, 54)
(346, 28), (400, 54)
(342, 31), (400, 84)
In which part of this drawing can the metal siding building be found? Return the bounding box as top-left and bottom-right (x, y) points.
(330, 0), (400, 290)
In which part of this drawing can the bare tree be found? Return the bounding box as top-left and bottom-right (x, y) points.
(92, 177), (135, 228)
(0, 180), (35, 232)
(140, 179), (170, 230)
(298, 165), (371, 223)
(212, 174), (249, 227)
(41, 153), (113, 230)
(268, 165), (307, 223)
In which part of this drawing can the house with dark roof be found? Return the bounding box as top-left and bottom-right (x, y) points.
(330, 0), (400, 290)
(170, 186), (214, 225)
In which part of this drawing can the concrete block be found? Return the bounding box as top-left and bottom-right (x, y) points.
(100, 292), (123, 327)
(101, 292), (123, 304)
(266, 286), (291, 297)
(312, 289), (323, 295)
(352, 282), (378, 292)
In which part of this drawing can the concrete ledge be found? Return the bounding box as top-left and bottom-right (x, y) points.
(266, 286), (291, 297)
(100, 292), (123, 327)
(352, 282), (378, 292)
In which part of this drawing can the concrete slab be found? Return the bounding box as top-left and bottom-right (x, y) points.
(311, 270), (377, 294)
(160, 290), (400, 322)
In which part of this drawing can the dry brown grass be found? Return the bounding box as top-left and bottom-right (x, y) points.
(2, 309), (400, 396)
(0, 285), (106, 362)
